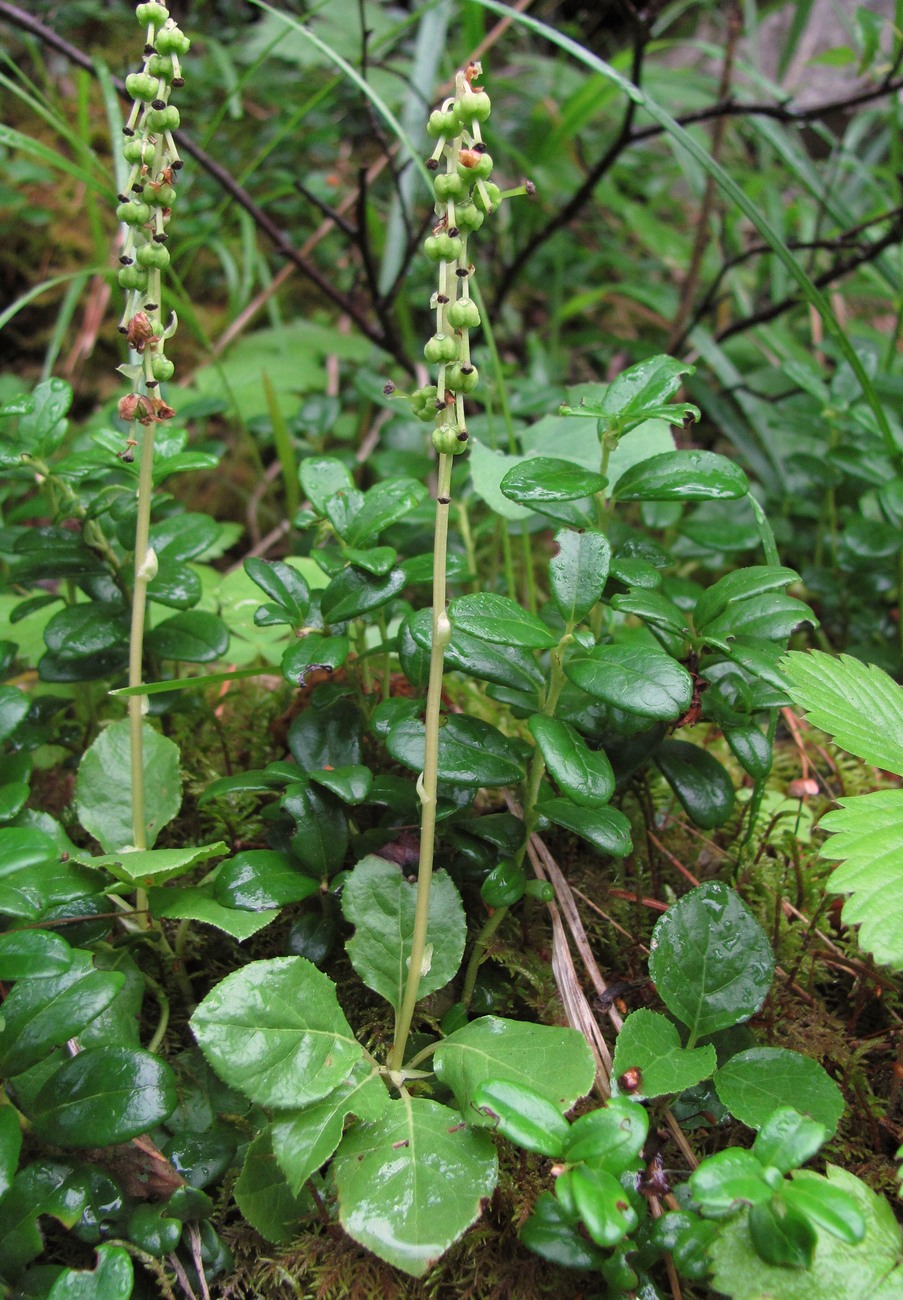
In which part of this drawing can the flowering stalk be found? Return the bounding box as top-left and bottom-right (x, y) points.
(389, 63), (498, 1074)
(116, 2), (189, 863)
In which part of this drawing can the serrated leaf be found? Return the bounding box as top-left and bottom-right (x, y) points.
(76, 720), (181, 852)
(434, 1016), (595, 1119)
(649, 882), (774, 1038)
(148, 883), (280, 940)
(0, 952), (124, 1076)
(75, 841), (226, 887)
(214, 849), (320, 909)
(611, 1009), (716, 1099)
(272, 1063), (390, 1195)
(342, 855), (465, 1013)
(233, 1129), (313, 1245)
(190, 957), (361, 1108)
(549, 528), (611, 625)
(565, 644), (693, 721)
(714, 1047), (844, 1136)
(334, 1096), (498, 1277)
(0, 929), (73, 980)
(781, 650), (903, 774)
(816, 789), (903, 968)
(450, 593), (559, 649)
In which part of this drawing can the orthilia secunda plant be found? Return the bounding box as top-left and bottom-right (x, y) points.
(116, 1), (188, 872)
(388, 63), (507, 1072)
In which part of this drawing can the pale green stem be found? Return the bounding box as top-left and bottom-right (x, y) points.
(389, 453), (455, 1073)
(128, 418), (156, 925)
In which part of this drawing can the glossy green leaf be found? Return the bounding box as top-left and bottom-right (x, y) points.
(287, 694), (363, 770)
(76, 720), (181, 852)
(190, 957), (361, 1108)
(198, 769), (286, 804)
(214, 849), (320, 910)
(649, 882), (774, 1038)
(272, 1063), (390, 1195)
(309, 765), (373, 804)
(233, 1128), (313, 1245)
(702, 592), (816, 644)
(30, 1048), (177, 1147)
(749, 1197), (817, 1268)
(299, 456), (354, 513)
(145, 611), (230, 662)
(0, 1105), (22, 1199)
(781, 650), (903, 774)
(126, 1204), (182, 1257)
(610, 589), (689, 641)
(655, 740), (735, 828)
(244, 557), (310, 625)
(560, 356), (697, 435)
(147, 884), (280, 941)
(42, 604), (129, 661)
(752, 1107), (827, 1175)
(570, 1164), (638, 1248)
(724, 723), (773, 779)
(520, 1191), (605, 1271)
(781, 1178), (865, 1245)
(480, 860), (526, 908)
(344, 478), (428, 546)
(613, 450), (747, 501)
(690, 1148), (771, 1214)
(709, 1166), (903, 1300)
(528, 715), (614, 808)
(0, 1163), (56, 1277)
(281, 632), (350, 684)
(45, 1244), (134, 1299)
(409, 609), (543, 693)
(334, 1097), (498, 1277)
(449, 593), (559, 649)
(320, 566), (406, 623)
(714, 1047), (845, 1136)
(341, 545), (397, 576)
(611, 1009), (716, 1099)
(283, 779), (348, 877)
(0, 685), (31, 742)
(548, 528), (611, 625)
(434, 1016), (595, 1118)
(500, 457), (607, 504)
(694, 566), (800, 630)
(387, 715), (525, 787)
(0, 929), (73, 980)
(146, 558), (201, 609)
(78, 841), (226, 887)
(564, 1097), (649, 1171)
(342, 854), (465, 1012)
(0, 952), (124, 1076)
(541, 798), (632, 856)
(471, 1079), (569, 1157)
(147, 512), (220, 562)
(565, 644), (693, 721)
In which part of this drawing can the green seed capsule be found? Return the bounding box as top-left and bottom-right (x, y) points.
(143, 182), (176, 207)
(432, 424), (467, 455)
(434, 172), (468, 203)
(446, 299), (481, 330)
(125, 72), (157, 102)
(426, 109), (457, 139)
(454, 203), (485, 234)
(155, 25), (191, 56)
(472, 153), (494, 181)
(424, 333), (458, 365)
(116, 200), (152, 226)
(145, 104), (179, 132)
(118, 265), (149, 290)
(446, 363), (479, 393)
(146, 53), (173, 78)
(457, 90), (491, 124)
(136, 2), (169, 26)
(123, 139), (147, 164)
(137, 241), (171, 269)
(152, 355), (175, 381)
(410, 385), (439, 421)
(474, 181), (502, 214)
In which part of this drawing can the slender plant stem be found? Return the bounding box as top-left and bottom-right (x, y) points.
(128, 417), (156, 925)
(389, 453), (454, 1073)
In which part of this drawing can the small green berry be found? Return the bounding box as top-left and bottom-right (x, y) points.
(424, 333), (458, 365)
(152, 356), (175, 381)
(446, 364), (479, 394)
(116, 200), (152, 226)
(434, 173), (468, 203)
(155, 25), (191, 56)
(456, 90), (491, 124)
(432, 423), (468, 455)
(125, 72), (157, 101)
(118, 265), (149, 291)
(474, 182), (502, 214)
(446, 299), (481, 330)
(136, 241), (171, 269)
(136, 2), (169, 28)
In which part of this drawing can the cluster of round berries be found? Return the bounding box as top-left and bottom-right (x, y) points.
(412, 63), (498, 457)
(115, 2), (189, 415)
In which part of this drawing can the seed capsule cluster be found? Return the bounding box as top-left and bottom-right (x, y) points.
(413, 63), (496, 457)
(116, 1), (189, 433)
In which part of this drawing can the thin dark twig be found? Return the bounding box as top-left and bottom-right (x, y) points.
(711, 217), (903, 343)
(355, 165), (385, 314)
(0, 0), (412, 370)
(294, 181), (357, 237)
